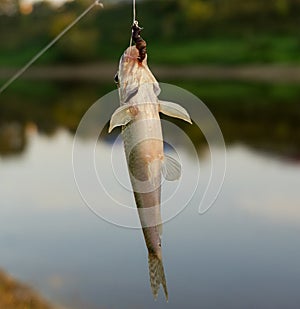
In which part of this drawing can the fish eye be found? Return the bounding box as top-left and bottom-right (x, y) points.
(114, 73), (119, 84)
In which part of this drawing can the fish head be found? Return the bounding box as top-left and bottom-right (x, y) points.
(115, 46), (142, 103)
(122, 46), (143, 64)
(115, 46), (160, 104)
(117, 46), (147, 84)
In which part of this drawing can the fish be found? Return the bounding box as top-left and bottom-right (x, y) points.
(108, 22), (192, 300)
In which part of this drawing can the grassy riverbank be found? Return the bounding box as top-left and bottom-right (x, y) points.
(1, 35), (300, 67)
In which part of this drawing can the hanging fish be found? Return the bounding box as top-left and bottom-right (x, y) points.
(109, 21), (191, 300)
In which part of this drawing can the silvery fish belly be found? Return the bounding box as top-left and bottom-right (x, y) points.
(109, 45), (192, 300)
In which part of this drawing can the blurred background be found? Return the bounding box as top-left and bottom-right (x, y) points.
(0, 0), (299, 308)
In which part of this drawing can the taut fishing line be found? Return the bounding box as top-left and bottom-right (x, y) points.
(133, 0), (136, 24)
(0, 0), (103, 94)
(129, 0), (136, 48)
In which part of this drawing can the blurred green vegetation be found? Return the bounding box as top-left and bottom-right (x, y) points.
(0, 79), (299, 158)
(0, 0), (299, 158)
(0, 0), (300, 65)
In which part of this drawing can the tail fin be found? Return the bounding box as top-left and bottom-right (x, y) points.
(148, 253), (168, 301)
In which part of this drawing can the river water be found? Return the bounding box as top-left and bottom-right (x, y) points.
(0, 81), (299, 308)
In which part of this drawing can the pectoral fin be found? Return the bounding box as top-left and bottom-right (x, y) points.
(159, 100), (192, 124)
(108, 105), (135, 133)
(162, 154), (181, 181)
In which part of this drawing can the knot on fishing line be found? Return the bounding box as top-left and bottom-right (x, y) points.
(95, 0), (104, 7)
(132, 21), (147, 63)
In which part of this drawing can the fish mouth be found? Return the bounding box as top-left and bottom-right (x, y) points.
(122, 46), (140, 62)
(117, 46), (146, 91)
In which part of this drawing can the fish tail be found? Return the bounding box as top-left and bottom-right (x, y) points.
(148, 253), (168, 301)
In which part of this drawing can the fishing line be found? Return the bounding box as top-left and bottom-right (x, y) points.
(133, 0), (136, 24)
(129, 0), (136, 48)
(0, 0), (103, 94)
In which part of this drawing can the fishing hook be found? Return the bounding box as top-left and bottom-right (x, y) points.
(132, 20), (147, 63)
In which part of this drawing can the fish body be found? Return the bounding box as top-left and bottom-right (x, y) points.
(109, 45), (191, 300)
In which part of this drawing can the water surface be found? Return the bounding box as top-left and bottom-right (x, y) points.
(1, 127), (299, 308)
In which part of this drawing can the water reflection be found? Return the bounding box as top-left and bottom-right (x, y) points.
(0, 130), (299, 309)
(0, 80), (299, 161)
(0, 79), (299, 308)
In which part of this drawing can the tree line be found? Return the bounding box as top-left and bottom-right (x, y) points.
(0, 0), (299, 63)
